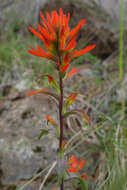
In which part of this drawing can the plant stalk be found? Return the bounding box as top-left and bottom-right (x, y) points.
(119, 0), (125, 124)
(59, 71), (64, 149)
(58, 58), (64, 190)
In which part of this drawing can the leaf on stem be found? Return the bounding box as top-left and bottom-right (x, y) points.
(46, 115), (57, 128)
(63, 109), (91, 125)
(37, 75), (60, 94)
(46, 115), (60, 138)
(25, 88), (47, 96)
(38, 129), (49, 140)
(79, 177), (88, 190)
(67, 67), (82, 79)
(25, 88), (59, 103)
(63, 93), (77, 112)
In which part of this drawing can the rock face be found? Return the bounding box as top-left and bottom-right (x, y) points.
(83, 0), (127, 28)
(0, 94), (58, 188)
(0, 0), (127, 31)
(94, 0), (127, 25)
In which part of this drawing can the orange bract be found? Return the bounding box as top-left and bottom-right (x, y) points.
(52, 187), (57, 190)
(66, 93), (77, 105)
(46, 115), (57, 127)
(67, 67), (82, 78)
(68, 155), (86, 179)
(61, 140), (67, 150)
(25, 88), (47, 96)
(28, 8), (96, 72)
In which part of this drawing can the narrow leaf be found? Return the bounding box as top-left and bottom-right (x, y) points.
(56, 127), (60, 138)
(75, 109), (91, 125)
(67, 67), (82, 79)
(46, 115), (57, 128)
(63, 93), (77, 111)
(63, 111), (77, 118)
(25, 88), (59, 103)
(63, 109), (91, 125)
(38, 129), (49, 140)
(79, 178), (88, 190)
(46, 115), (59, 138)
(37, 75), (60, 94)
(25, 88), (47, 96)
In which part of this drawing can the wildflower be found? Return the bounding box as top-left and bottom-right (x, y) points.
(28, 8), (96, 72)
(68, 155), (86, 179)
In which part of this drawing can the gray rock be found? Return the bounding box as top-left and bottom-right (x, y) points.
(0, 94), (58, 186)
(80, 68), (95, 79)
(0, 0), (127, 32)
(0, 0), (46, 31)
(93, 0), (127, 28)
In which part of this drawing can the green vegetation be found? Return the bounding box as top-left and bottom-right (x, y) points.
(0, 32), (55, 87)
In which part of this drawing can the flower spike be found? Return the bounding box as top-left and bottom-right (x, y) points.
(28, 9), (95, 73)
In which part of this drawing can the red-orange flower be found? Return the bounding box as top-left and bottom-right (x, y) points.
(28, 8), (96, 72)
(46, 115), (57, 127)
(68, 155), (86, 179)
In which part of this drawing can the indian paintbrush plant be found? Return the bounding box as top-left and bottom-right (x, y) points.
(26, 8), (96, 190)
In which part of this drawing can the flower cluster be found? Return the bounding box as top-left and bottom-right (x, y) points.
(27, 8), (96, 190)
(28, 8), (95, 73)
(68, 155), (86, 179)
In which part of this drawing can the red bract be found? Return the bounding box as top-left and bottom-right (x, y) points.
(25, 88), (47, 96)
(68, 155), (86, 179)
(28, 8), (96, 72)
(67, 67), (82, 78)
(46, 115), (57, 127)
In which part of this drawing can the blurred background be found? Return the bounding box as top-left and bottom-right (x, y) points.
(0, 0), (127, 190)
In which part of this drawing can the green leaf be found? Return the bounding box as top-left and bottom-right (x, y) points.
(63, 109), (90, 125)
(56, 127), (60, 138)
(79, 178), (88, 190)
(58, 172), (63, 186)
(63, 93), (77, 113)
(83, 120), (87, 128)
(63, 111), (77, 118)
(37, 75), (60, 94)
(38, 130), (49, 140)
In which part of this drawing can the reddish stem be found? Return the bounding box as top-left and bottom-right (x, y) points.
(59, 71), (64, 149)
(58, 58), (64, 190)
(60, 180), (64, 190)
